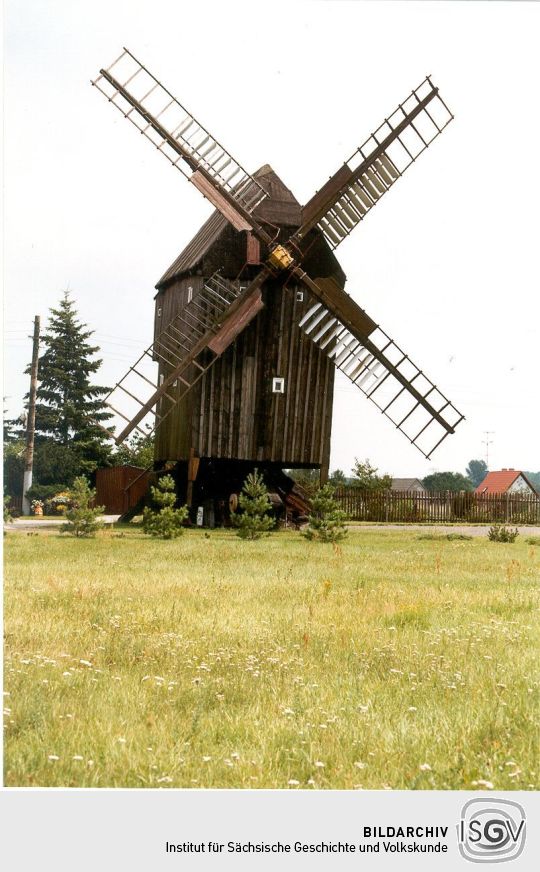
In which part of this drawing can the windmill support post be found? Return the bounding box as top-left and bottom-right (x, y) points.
(22, 316), (40, 515)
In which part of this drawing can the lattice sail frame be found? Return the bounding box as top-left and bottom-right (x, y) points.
(101, 273), (244, 443)
(298, 296), (463, 459)
(91, 48), (267, 216)
(315, 77), (454, 249)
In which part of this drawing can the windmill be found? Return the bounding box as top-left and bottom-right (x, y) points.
(92, 48), (464, 518)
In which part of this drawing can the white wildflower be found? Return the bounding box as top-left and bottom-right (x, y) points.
(419, 763), (432, 771)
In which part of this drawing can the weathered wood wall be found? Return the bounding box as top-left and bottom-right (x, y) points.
(154, 275), (335, 467)
(153, 166), (347, 471)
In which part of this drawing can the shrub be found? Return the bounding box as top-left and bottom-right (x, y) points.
(488, 524), (519, 543)
(4, 496), (12, 524)
(143, 474), (188, 539)
(25, 483), (69, 504)
(231, 470), (274, 540)
(417, 533), (473, 541)
(61, 477), (104, 537)
(525, 536), (540, 546)
(302, 484), (348, 543)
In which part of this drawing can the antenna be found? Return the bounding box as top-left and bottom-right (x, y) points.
(482, 431), (494, 468)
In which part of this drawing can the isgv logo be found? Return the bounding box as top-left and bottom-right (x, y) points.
(458, 798), (526, 863)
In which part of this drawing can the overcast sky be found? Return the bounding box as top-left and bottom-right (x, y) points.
(4, 0), (539, 479)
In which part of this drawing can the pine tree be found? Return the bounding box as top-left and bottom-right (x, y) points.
(61, 476), (105, 537)
(302, 484), (348, 543)
(33, 292), (112, 474)
(143, 474), (188, 539)
(232, 470), (275, 540)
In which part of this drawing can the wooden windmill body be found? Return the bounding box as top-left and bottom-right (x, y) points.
(92, 49), (465, 518)
(153, 165), (345, 506)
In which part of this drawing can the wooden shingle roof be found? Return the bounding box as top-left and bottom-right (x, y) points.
(156, 165), (302, 289)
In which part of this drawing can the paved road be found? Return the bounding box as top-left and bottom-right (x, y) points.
(5, 518), (540, 537)
(4, 515), (121, 531)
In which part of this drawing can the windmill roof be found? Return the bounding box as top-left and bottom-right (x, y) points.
(391, 478), (426, 491)
(156, 165), (302, 288)
(475, 469), (536, 494)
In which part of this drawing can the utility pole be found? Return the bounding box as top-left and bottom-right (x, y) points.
(22, 316), (40, 515)
(482, 430), (494, 469)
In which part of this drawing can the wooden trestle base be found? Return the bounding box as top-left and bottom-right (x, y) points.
(154, 458), (315, 528)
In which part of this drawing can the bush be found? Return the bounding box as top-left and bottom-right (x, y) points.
(302, 484), (348, 543)
(417, 533), (473, 541)
(231, 470), (275, 540)
(25, 483), (69, 504)
(142, 474), (188, 539)
(525, 536), (540, 546)
(61, 477), (104, 537)
(4, 496), (12, 524)
(488, 524), (519, 543)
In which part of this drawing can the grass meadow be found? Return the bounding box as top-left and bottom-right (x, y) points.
(3, 527), (539, 789)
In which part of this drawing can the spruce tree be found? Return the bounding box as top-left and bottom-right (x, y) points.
(232, 470), (275, 540)
(302, 484), (348, 543)
(143, 474), (188, 539)
(33, 292), (112, 474)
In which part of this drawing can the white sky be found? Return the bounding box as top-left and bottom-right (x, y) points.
(3, 0), (539, 479)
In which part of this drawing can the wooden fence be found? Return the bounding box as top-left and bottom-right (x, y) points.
(334, 488), (540, 524)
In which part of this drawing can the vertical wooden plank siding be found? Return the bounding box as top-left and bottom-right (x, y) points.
(154, 275), (336, 466)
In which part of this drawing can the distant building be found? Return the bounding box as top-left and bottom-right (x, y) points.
(475, 469), (538, 495)
(391, 478), (426, 493)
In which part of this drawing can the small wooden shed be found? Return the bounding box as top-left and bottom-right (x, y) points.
(95, 466), (149, 515)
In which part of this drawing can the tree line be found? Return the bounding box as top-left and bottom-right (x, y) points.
(289, 459), (540, 495)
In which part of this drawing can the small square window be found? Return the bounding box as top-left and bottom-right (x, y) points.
(187, 286), (193, 303)
(296, 290), (304, 302)
(157, 307), (162, 317)
(272, 377), (285, 394)
(239, 285), (247, 294)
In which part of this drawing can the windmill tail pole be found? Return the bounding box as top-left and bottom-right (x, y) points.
(22, 315), (40, 515)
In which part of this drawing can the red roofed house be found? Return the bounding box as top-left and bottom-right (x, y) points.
(475, 469), (538, 495)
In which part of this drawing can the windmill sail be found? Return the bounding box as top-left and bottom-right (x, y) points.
(92, 48), (268, 231)
(101, 273), (264, 444)
(296, 275), (463, 458)
(296, 77), (453, 250)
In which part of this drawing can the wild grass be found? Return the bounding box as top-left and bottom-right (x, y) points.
(3, 527), (539, 790)
(417, 533), (473, 541)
